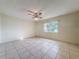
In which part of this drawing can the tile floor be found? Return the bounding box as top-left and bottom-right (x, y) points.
(0, 38), (79, 59)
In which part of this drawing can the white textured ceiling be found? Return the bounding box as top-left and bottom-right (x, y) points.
(0, 0), (79, 20)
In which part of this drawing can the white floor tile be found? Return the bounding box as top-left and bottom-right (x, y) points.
(0, 38), (79, 59)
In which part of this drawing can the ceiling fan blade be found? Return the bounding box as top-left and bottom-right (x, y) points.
(28, 13), (34, 16)
(27, 9), (43, 20)
(28, 13), (32, 15)
(27, 10), (34, 13)
(39, 12), (42, 15)
(39, 17), (42, 18)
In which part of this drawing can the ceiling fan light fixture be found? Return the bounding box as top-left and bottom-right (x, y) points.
(27, 9), (43, 21)
(34, 17), (39, 20)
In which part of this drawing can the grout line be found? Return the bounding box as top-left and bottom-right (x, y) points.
(5, 44), (7, 59)
(55, 47), (61, 59)
(1, 38), (79, 59)
(69, 47), (70, 59)
(14, 42), (37, 59)
(21, 44), (37, 59)
(40, 45), (58, 59)
(13, 44), (23, 59)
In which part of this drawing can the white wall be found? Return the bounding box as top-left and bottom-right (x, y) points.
(0, 12), (79, 45)
(0, 14), (35, 43)
(0, 15), (2, 43)
(35, 12), (79, 45)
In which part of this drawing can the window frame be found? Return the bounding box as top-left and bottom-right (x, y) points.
(44, 20), (59, 33)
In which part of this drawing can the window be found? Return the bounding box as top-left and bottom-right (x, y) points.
(44, 21), (59, 32)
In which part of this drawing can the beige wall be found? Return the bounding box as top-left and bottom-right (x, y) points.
(0, 14), (35, 43)
(35, 12), (79, 45)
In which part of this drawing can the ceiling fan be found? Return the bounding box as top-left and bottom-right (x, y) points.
(27, 9), (42, 20)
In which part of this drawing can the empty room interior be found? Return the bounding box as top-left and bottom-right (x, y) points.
(0, 0), (79, 59)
